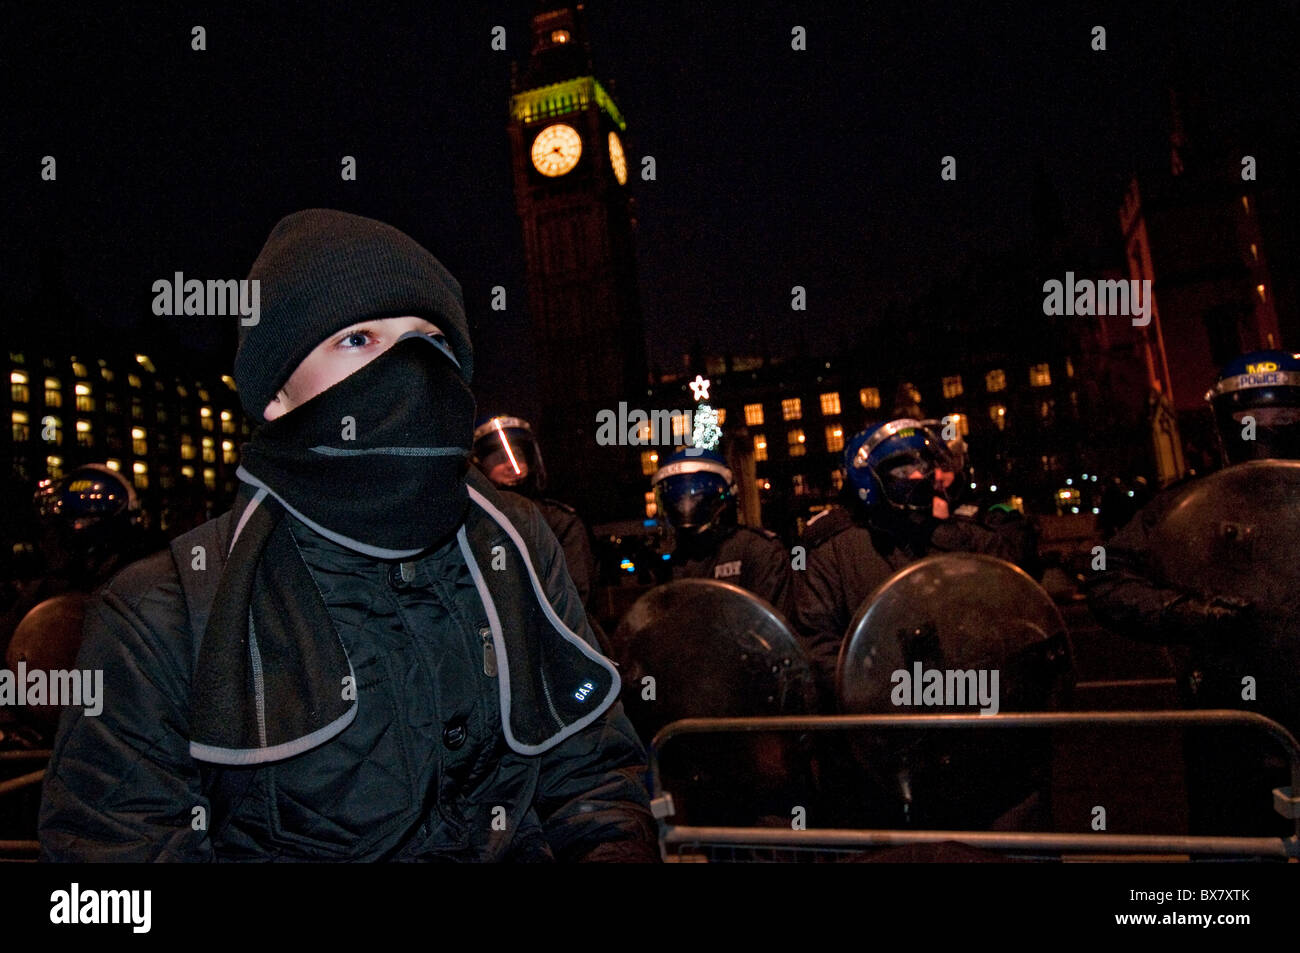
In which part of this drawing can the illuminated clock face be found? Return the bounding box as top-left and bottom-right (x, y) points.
(531, 124), (582, 177)
(608, 131), (628, 185)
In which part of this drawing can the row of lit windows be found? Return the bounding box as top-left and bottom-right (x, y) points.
(9, 355), (237, 402)
(635, 399), (1069, 471)
(11, 375), (237, 432)
(732, 365), (1063, 427)
(10, 412), (239, 462)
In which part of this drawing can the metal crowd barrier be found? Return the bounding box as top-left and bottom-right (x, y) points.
(0, 749), (50, 861)
(649, 710), (1300, 862)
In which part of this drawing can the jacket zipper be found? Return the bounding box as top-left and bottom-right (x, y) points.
(479, 625), (497, 677)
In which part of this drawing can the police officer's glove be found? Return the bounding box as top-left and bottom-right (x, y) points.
(1162, 593), (1253, 645)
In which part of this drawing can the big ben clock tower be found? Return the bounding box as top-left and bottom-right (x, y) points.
(508, 1), (647, 521)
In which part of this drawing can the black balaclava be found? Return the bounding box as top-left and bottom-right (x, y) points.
(238, 331), (474, 557)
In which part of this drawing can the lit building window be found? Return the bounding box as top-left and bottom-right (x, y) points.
(1039, 399), (1055, 421)
(744, 403), (764, 426)
(10, 370), (29, 403)
(671, 413), (690, 440)
(202, 436), (216, 463)
(181, 465), (195, 479)
(198, 388), (210, 402)
(942, 376), (963, 399)
(989, 404), (1007, 430)
(44, 415), (62, 445)
(76, 419), (93, 447)
(11, 410), (29, 441)
(819, 392), (841, 416)
(46, 455), (64, 478)
(551, 29), (570, 44)
(1250, 243), (1258, 261)
(180, 435), (196, 460)
(177, 383), (188, 397)
(222, 440), (237, 464)
(1242, 195), (1250, 214)
(1257, 284), (1267, 302)
(203, 467), (216, 490)
(641, 450), (659, 475)
(221, 375), (237, 391)
(787, 428), (806, 457)
(825, 424), (844, 453)
(781, 397), (802, 421)
(792, 474), (808, 496)
(105, 459), (121, 472)
(716, 408), (726, 425)
(644, 490), (657, 520)
(221, 409), (235, 434)
(1065, 356), (1075, 378)
(75, 382), (94, 411)
(985, 369), (1006, 392)
(72, 361), (88, 378)
(132, 427), (148, 455)
(128, 373), (142, 389)
(948, 412), (970, 436)
(100, 366), (114, 382)
(135, 354), (156, 373)
(636, 419), (651, 443)
(1029, 363), (1052, 387)
(132, 399), (144, 420)
(200, 406), (213, 431)
(831, 468), (845, 491)
(859, 387), (880, 409)
(753, 434), (768, 462)
(133, 461), (148, 489)
(44, 377), (62, 407)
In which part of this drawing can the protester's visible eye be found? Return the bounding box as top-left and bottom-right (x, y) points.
(337, 329), (376, 349)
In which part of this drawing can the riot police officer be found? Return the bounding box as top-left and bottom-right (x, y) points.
(471, 414), (599, 610)
(1086, 351), (1300, 677)
(795, 418), (1038, 707)
(1086, 349), (1300, 836)
(651, 446), (793, 618)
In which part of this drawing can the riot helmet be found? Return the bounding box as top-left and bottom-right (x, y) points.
(471, 414), (548, 497)
(1205, 350), (1300, 464)
(651, 447), (735, 535)
(34, 463), (141, 554)
(845, 418), (957, 514)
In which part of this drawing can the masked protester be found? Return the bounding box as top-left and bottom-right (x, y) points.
(1086, 350), (1300, 837)
(794, 418), (1038, 708)
(650, 446), (793, 618)
(39, 209), (658, 862)
(471, 415), (599, 612)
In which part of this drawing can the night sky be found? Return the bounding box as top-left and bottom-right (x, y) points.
(4, 1), (1297, 415)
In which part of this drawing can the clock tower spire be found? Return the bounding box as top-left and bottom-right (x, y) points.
(508, 2), (647, 521)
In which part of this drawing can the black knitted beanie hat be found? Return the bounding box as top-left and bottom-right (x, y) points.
(234, 209), (473, 422)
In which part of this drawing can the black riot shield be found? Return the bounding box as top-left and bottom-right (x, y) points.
(1146, 459), (1300, 726)
(832, 554), (1074, 830)
(613, 578), (816, 738)
(612, 579), (818, 826)
(837, 553), (1074, 714)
